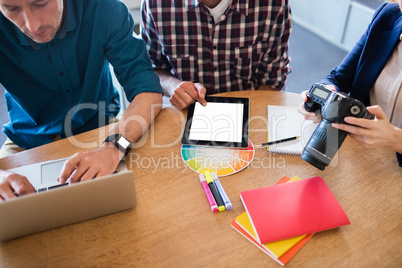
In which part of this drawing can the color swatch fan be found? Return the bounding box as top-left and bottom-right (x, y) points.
(181, 140), (255, 176)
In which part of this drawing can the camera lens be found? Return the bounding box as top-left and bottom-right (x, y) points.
(301, 120), (348, 170)
(301, 150), (327, 170)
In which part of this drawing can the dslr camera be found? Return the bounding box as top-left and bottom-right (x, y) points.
(301, 83), (374, 170)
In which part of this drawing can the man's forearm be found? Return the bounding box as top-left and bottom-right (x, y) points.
(111, 92), (163, 143)
(155, 70), (182, 98)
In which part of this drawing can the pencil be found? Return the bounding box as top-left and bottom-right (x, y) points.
(257, 136), (300, 147)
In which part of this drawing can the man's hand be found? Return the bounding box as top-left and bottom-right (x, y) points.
(0, 171), (35, 201)
(332, 105), (402, 153)
(58, 91), (162, 183)
(154, 70), (207, 110)
(57, 143), (123, 184)
(170, 81), (207, 110)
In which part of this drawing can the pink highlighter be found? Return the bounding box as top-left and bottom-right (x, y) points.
(199, 174), (218, 212)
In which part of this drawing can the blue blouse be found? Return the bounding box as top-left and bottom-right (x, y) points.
(320, 3), (402, 167)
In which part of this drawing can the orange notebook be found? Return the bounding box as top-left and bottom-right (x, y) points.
(240, 176), (350, 244)
(231, 220), (313, 266)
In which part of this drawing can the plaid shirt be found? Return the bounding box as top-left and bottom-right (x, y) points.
(141, 0), (292, 94)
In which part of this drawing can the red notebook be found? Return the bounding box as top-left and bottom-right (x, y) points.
(240, 176), (350, 244)
(232, 176), (314, 266)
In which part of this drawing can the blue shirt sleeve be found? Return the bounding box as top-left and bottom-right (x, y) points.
(98, 0), (162, 102)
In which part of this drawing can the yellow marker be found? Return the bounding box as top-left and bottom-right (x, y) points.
(204, 170), (213, 183)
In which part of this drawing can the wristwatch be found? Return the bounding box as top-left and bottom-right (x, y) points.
(104, 134), (133, 158)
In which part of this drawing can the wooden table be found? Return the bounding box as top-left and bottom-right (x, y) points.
(0, 91), (400, 267)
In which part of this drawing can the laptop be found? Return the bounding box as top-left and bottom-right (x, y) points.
(7, 157), (128, 191)
(0, 159), (137, 242)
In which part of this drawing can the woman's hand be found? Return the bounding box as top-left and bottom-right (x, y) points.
(332, 105), (402, 153)
(297, 84), (337, 123)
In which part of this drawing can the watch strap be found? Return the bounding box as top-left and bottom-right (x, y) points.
(103, 134), (132, 158)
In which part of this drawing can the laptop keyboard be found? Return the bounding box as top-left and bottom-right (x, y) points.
(36, 183), (69, 193)
(35, 171), (119, 193)
(14, 170), (120, 196)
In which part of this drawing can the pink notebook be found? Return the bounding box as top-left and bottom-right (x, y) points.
(240, 176), (350, 244)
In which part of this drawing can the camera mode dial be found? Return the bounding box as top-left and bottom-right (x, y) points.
(350, 105), (361, 115)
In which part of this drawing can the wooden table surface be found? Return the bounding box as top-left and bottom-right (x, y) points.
(0, 91), (400, 267)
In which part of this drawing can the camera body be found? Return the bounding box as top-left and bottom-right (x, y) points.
(301, 84), (374, 170)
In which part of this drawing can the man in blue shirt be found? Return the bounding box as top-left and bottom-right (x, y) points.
(0, 0), (163, 200)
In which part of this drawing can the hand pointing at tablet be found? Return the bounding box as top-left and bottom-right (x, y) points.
(155, 70), (207, 110)
(170, 82), (208, 110)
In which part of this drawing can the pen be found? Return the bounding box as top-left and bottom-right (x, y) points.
(211, 172), (232, 210)
(199, 174), (218, 212)
(204, 171), (225, 212)
(257, 136), (300, 147)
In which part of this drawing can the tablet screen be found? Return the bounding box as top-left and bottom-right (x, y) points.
(189, 102), (244, 143)
(182, 96), (249, 148)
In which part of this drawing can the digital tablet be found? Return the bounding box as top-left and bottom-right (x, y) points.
(181, 96), (249, 148)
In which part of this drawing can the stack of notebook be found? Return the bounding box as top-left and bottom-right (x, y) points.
(231, 176), (350, 266)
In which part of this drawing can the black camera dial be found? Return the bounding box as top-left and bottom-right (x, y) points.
(304, 100), (320, 113)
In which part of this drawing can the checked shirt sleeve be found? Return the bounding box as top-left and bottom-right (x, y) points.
(140, 1), (171, 71)
(257, 1), (292, 90)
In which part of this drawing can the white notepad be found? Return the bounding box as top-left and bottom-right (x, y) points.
(267, 105), (319, 155)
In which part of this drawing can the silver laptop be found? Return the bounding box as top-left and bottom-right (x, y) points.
(0, 159), (137, 242)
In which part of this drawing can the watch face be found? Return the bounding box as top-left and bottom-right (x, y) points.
(117, 136), (131, 149)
